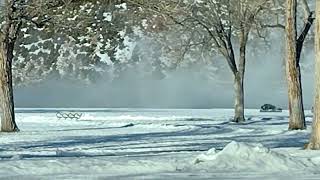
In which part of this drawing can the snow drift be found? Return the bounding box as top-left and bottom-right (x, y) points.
(194, 141), (310, 172)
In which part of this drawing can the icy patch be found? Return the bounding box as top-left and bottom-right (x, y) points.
(194, 141), (309, 172)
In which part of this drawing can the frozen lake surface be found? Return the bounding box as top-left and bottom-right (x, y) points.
(0, 108), (319, 179)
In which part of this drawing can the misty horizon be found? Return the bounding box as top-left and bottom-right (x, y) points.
(13, 41), (315, 110)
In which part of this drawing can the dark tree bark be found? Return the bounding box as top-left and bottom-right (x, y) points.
(0, 0), (21, 132)
(296, 13), (314, 62)
(0, 38), (18, 132)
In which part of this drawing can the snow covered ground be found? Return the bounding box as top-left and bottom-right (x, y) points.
(0, 108), (319, 179)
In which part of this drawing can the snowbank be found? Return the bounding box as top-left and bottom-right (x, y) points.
(194, 141), (310, 172)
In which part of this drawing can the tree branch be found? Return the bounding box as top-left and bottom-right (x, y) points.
(296, 11), (314, 64)
(260, 23), (285, 30)
(301, 0), (311, 19)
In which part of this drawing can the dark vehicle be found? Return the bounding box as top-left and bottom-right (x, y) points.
(260, 104), (282, 112)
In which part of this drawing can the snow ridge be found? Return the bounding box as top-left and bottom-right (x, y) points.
(194, 141), (311, 172)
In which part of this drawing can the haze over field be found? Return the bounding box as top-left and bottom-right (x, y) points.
(14, 43), (315, 109)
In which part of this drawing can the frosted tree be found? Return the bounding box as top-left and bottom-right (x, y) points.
(0, 0), (68, 132)
(13, 1), (144, 86)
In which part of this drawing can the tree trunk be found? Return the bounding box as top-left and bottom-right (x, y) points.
(0, 0), (20, 132)
(233, 29), (248, 123)
(0, 38), (18, 132)
(306, 0), (320, 149)
(287, 66), (305, 130)
(286, 0), (306, 130)
(233, 73), (245, 122)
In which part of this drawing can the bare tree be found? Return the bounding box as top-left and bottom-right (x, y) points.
(286, 0), (314, 130)
(306, 0), (320, 150)
(131, 0), (271, 122)
(258, 0), (313, 130)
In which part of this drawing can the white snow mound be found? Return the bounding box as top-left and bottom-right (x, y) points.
(195, 141), (309, 172)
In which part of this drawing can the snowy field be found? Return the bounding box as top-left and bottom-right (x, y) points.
(1, 108), (320, 179)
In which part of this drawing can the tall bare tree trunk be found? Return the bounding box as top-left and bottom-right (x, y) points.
(234, 72), (244, 122)
(306, 0), (320, 150)
(0, 38), (18, 132)
(233, 30), (247, 123)
(286, 0), (305, 130)
(0, 0), (20, 132)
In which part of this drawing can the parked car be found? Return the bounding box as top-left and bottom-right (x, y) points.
(260, 104), (282, 112)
